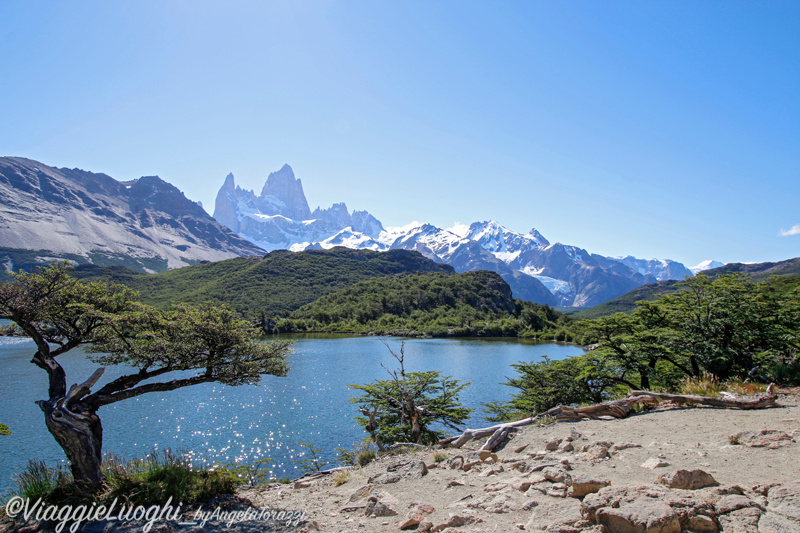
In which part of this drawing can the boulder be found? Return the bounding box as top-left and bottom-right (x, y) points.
(718, 507), (762, 533)
(728, 429), (794, 448)
(399, 503), (435, 530)
(542, 466), (572, 484)
(525, 498), (583, 532)
(656, 469), (718, 490)
(431, 513), (482, 532)
(765, 480), (800, 522)
(545, 438), (563, 451)
(569, 476), (611, 499)
(641, 457), (670, 469)
(595, 500), (681, 533)
(364, 491), (400, 518)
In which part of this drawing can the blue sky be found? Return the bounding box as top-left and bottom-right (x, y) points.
(1, 1), (798, 267)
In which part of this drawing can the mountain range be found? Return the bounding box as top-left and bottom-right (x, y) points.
(0, 157), (718, 307)
(213, 165), (701, 307)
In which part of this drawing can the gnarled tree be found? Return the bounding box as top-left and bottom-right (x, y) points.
(0, 263), (292, 489)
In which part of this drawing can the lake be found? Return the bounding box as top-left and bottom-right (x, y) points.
(0, 335), (584, 493)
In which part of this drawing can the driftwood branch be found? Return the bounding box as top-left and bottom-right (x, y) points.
(442, 387), (779, 452)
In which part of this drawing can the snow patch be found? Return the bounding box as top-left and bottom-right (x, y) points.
(532, 275), (572, 296)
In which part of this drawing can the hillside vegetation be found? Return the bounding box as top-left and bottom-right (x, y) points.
(487, 272), (800, 421)
(70, 248), (454, 320)
(277, 270), (570, 338)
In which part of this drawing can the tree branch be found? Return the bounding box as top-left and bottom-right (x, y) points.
(87, 374), (216, 408)
(91, 365), (178, 397)
(65, 367), (105, 406)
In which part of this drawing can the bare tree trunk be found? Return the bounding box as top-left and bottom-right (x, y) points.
(407, 397), (422, 444)
(38, 397), (104, 489)
(36, 367), (107, 489)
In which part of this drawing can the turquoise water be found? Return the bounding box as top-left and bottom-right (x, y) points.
(0, 335), (584, 492)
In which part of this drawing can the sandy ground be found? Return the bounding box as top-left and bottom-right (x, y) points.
(243, 393), (800, 532)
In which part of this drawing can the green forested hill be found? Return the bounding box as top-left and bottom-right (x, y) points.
(71, 247), (454, 320)
(279, 270), (570, 338)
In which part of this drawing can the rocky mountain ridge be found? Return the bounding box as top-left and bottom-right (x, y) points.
(0, 157), (264, 272)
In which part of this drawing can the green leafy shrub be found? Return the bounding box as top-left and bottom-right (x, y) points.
(350, 342), (472, 446)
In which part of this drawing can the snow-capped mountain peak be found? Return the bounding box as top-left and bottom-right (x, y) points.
(464, 220), (550, 254)
(213, 166), (383, 252)
(689, 260), (725, 274)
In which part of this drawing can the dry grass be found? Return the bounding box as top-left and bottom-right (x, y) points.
(679, 372), (769, 397)
(331, 470), (351, 486)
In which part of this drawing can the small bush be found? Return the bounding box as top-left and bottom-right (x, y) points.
(331, 470), (351, 486)
(293, 442), (325, 473)
(433, 451), (448, 463)
(357, 447), (378, 467)
(12, 460), (70, 502)
(337, 442), (378, 467)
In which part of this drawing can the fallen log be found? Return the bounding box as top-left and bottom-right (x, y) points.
(628, 386), (778, 409)
(441, 385), (779, 452)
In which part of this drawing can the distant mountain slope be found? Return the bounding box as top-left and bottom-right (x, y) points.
(73, 247), (454, 319)
(0, 157), (264, 273)
(704, 257), (800, 280)
(569, 257), (800, 319)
